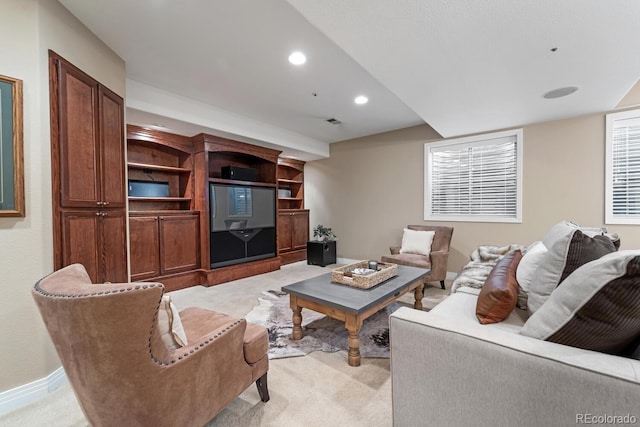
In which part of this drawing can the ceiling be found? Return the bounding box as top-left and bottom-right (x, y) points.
(59, 0), (640, 160)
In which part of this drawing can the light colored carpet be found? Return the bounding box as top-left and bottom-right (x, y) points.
(0, 262), (449, 427)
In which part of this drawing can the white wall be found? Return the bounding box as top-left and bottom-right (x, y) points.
(0, 0), (125, 393)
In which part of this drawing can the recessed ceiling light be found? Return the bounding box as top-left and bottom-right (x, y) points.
(543, 86), (579, 99)
(354, 95), (368, 105)
(288, 51), (306, 65)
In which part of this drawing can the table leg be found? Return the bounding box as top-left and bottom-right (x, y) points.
(345, 315), (363, 367)
(413, 284), (424, 311)
(291, 297), (303, 340)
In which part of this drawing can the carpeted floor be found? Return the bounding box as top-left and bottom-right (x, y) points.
(0, 262), (449, 427)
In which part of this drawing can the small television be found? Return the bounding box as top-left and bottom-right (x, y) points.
(209, 183), (276, 268)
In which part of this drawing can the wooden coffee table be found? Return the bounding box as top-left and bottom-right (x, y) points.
(281, 265), (430, 366)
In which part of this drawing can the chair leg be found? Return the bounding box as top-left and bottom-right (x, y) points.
(440, 280), (446, 290)
(256, 373), (270, 402)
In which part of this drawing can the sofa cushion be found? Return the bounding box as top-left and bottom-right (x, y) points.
(476, 250), (522, 324)
(399, 228), (434, 256)
(516, 241), (547, 293)
(541, 221), (604, 248)
(381, 253), (431, 269)
(179, 307), (268, 364)
(521, 251), (640, 354)
(243, 322), (269, 364)
(527, 230), (616, 313)
(157, 295), (188, 350)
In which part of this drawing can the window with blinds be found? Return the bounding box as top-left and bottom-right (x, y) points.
(424, 129), (523, 222)
(228, 187), (252, 217)
(606, 109), (640, 224)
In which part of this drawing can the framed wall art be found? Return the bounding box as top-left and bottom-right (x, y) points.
(0, 74), (24, 217)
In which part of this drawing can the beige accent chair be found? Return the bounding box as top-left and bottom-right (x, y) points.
(382, 225), (454, 290)
(32, 264), (269, 427)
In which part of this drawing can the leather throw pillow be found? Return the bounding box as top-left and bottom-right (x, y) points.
(476, 250), (522, 325)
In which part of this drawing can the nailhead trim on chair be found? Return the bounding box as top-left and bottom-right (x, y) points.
(147, 311), (246, 366)
(34, 277), (247, 367)
(33, 280), (163, 298)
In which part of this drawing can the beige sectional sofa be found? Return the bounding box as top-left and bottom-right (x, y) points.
(390, 287), (640, 426)
(390, 219), (640, 427)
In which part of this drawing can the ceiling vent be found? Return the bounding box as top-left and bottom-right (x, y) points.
(326, 118), (342, 125)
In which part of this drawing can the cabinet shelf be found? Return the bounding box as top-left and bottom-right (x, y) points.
(129, 209), (198, 215)
(127, 162), (191, 174)
(278, 178), (303, 185)
(128, 197), (192, 202)
(278, 197), (303, 201)
(209, 177), (276, 188)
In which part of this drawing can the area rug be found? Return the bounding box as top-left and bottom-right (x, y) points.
(245, 290), (400, 359)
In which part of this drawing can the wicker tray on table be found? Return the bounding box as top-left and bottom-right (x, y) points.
(331, 261), (398, 289)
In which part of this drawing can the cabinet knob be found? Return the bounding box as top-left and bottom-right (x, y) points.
(103, 201), (110, 206)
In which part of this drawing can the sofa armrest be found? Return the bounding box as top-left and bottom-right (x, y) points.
(389, 246), (401, 255)
(390, 307), (640, 427)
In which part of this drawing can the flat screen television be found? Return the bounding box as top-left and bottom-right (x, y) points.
(209, 183), (276, 268)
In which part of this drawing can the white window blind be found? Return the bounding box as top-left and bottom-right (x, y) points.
(425, 129), (522, 223)
(606, 109), (640, 224)
(228, 187), (252, 217)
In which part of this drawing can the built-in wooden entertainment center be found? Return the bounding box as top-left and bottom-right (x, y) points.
(125, 126), (308, 290)
(50, 53), (309, 291)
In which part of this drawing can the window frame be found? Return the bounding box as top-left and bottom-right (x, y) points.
(424, 128), (523, 223)
(605, 108), (640, 225)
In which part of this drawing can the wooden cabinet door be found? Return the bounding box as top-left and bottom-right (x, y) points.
(61, 210), (127, 283)
(277, 212), (293, 252)
(129, 216), (161, 281)
(57, 61), (100, 208)
(98, 86), (126, 208)
(100, 210), (128, 283)
(61, 211), (100, 282)
(159, 215), (200, 275)
(291, 210), (309, 251)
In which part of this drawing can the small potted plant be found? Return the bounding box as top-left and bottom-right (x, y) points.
(308, 225), (337, 266)
(312, 224), (337, 242)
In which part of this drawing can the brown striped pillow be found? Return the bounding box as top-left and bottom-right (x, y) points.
(527, 230), (616, 313)
(521, 251), (640, 354)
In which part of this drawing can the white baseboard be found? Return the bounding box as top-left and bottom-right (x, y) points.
(0, 367), (67, 416)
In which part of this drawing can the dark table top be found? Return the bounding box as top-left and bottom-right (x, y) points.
(281, 265), (430, 314)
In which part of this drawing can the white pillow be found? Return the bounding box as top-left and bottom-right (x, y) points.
(542, 220), (605, 248)
(399, 228), (435, 256)
(158, 295), (188, 349)
(516, 241), (547, 293)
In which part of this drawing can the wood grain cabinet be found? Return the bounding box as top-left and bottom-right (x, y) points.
(61, 210), (128, 283)
(278, 210), (309, 262)
(277, 159), (309, 264)
(49, 51), (127, 283)
(126, 126), (200, 290)
(129, 213), (200, 281)
(56, 59), (125, 209)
